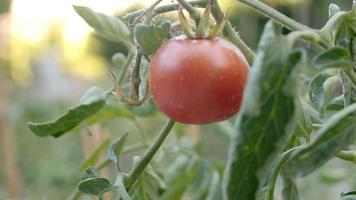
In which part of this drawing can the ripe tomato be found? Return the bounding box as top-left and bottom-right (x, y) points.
(148, 36), (249, 124)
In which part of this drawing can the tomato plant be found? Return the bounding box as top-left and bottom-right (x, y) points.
(28, 0), (356, 199)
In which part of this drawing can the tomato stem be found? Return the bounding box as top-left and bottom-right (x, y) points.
(124, 119), (175, 190)
(210, 0), (255, 64)
(238, 0), (314, 32)
(130, 51), (142, 100)
(124, 1), (207, 21)
(177, 0), (201, 24)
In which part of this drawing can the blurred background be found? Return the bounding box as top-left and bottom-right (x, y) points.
(0, 0), (355, 199)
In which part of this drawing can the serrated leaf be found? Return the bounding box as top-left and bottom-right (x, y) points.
(224, 21), (302, 200)
(73, 5), (133, 49)
(313, 47), (353, 69)
(285, 104), (356, 176)
(78, 177), (113, 196)
(108, 133), (128, 171)
(81, 167), (99, 181)
(81, 138), (111, 171)
(134, 22), (170, 55)
(28, 87), (106, 137)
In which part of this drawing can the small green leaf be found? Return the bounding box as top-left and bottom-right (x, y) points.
(340, 70), (356, 106)
(285, 104), (356, 176)
(326, 95), (345, 111)
(313, 47), (352, 70)
(134, 22), (170, 55)
(28, 87), (106, 137)
(112, 52), (126, 67)
(329, 3), (341, 19)
(78, 177), (113, 196)
(259, 149), (296, 200)
(73, 5), (133, 49)
(309, 72), (331, 110)
(81, 167), (99, 181)
(127, 99), (158, 117)
(281, 175), (300, 200)
(108, 133), (128, 171)
(206, 171), (222, 200)
(80, 138), (111, 171)
(341, 192), (356, 200)
(114, 174), (132, 200)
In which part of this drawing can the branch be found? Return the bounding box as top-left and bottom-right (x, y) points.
(238, 0), (314, 31)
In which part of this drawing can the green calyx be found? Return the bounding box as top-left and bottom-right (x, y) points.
(178, 0), (225, 39)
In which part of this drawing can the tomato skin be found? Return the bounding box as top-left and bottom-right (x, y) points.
(149, 36), (249, 124)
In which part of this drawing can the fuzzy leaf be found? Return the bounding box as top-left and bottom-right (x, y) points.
(73, 5), (133, 49)
(224, 21), (302, 200)
(285, 104), (356, 176)
(28, 87), (106, 137)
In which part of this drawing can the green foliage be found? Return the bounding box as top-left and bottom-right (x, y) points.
(80, 139), (111, 171)
(28, 87), (107, 137)
(341, 192), (356, 200)
(78, 177), (113, 195)
(108, 132), (128, 171)
(224, 21), (302, 200)
(313, 47), (353, 69)
(285, 104), (356, 176)
(73, 5), (133, 50)
(134, 21), (171, 55)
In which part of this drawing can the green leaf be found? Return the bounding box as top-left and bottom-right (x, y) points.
(73, 5), (133, 49)
(108, 133), (128, 171)
(259, 149), (296, 200)
(28, 87), (106, 137)
(134, 21), (170, 55)
(81, 167), (99, 181)
(78, 177), (113, 196)
(285, 104), (356, 176)
(313, 47), (353, 69)
(206, 171), (222, 200)
(329, 3), (341, 19)
(340, 70), (356, 106)
(281, 175), (300, 200)
(127, 99), (158, 117)
(114, 174), (132, 200)
(326, 95), (345, 111)
(224, 21), (302, 200)
(341, 191), (356, 200)
(86, 101), (135, 124)
(80, 138), (111, 171)
(309, 72), (331, 110)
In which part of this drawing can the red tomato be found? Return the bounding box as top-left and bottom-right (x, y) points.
(149, 36), (249, 124)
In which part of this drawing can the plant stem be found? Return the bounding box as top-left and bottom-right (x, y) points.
(124, 119), (175, 190)
(124, 1), (208, 21)
(65, 143), (146, 200)
(177, 0), (201, 23)
(130, 51), (142, 100)
(132, 0), (164, 25)
(118, 51), (135, 84)
(210, 0), (255, 64)
(238, 0), (314, 32)
(337, 150), (356, 164)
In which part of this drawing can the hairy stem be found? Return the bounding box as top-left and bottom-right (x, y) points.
(211, 0), (255, 64)
(125, 119), (175, 190)
(124, 1), (207, 21)
(238, 0), (314, 32)
(130, 52), (142, 100)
